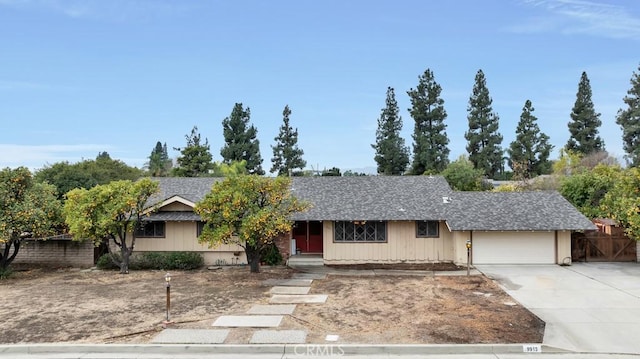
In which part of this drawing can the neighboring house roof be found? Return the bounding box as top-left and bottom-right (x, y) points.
(446, 191), (597, 231)
(148, 177), (219, 206)
(290, 176), (453, 221)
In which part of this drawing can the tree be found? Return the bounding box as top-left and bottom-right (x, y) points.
(173, 126), (214, 177)
(195, 175), (307, 273)
(0, 167), (62, 271)
(221, 103), (264, 175)
(616, 65), (640, 167)
(507, 100), (553, 179)
(35, 154), (143, 200)
(63, 179), (159, 274)
(407, 69), (450, 174)
(560, 164), (621, 218)
(321, 167), (342, 176)
(441, 155), (490, 191)
(271, 105), (306, 176)
(146, 141), (172, 177)
(567, 71), (605, 155)
(211, 160), (248, 177)
(465, 70), (503, 179)
(601, 167), (640, 240)
(371, 87), (409, 175)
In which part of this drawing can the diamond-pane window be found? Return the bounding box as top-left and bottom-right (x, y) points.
(333, 221), (386, 242)
(416, 221), (439, 238)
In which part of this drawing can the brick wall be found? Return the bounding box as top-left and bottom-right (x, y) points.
(8, 239), (94, 268)
(274, 232), (292, 260)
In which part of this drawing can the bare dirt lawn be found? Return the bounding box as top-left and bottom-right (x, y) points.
(0, 266), (544, 344)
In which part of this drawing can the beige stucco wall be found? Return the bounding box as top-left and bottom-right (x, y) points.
(161, 202), (193, 211)
(322, 220), (453, 264)
(556, 230), (571, 265)
(451, 230), (471, 266)
(134, 221), (246, 265)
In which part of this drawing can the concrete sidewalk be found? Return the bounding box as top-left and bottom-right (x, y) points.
(290, 265), (482, 277)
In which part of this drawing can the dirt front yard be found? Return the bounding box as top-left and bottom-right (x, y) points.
(0, 266), (543, 344)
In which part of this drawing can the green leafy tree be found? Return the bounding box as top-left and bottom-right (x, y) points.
(567, 71), (605, 154)
(321, 167), (342, 176)
(195, 175), (307, 273)
(616, 65), (640, 167)
(560, 164), (621, 218)
(407, 69), (450, 174)
(0, 167), (62, 271)
(172, 126), (214, 177)
(271, 105), (306, 176)
(35, 154), (143, 199)
(507, 100), (553, 179)
(63, 179), (159, 274)
(211, 160), (248, 177)
(372, 87), (409, 175)
(146, 141), (172, 177)
(221, 103), (264, 175)
(465, 69), (503, 179)
(441, 155), (489, 191)
(601, 167), (640, 240)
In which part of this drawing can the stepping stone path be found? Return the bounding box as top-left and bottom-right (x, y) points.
(152, 272), (328, 345)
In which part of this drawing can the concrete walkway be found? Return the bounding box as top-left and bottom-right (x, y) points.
(477, 263), (640, 355)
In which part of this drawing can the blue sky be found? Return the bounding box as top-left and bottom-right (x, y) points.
(1, 0), (639, 173)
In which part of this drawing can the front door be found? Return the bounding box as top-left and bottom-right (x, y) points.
(292, 221), (323, 253)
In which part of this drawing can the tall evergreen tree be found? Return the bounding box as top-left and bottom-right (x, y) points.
(271, 105), (306, 176)
(407, 69), (450, 174)
(464, 69), (503, 178)
(147, 141), (172, 177)
(507, 100), (553, 179)
(221, 103), (264, 175)
(371, 87), (409, 175)
(172, 126), (214, 177)
(567, 71), (605, 154)
(616, 65), (640, 167)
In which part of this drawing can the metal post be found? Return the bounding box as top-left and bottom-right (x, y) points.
(466, 240), (471, 277)
(166, 282), (170, 322)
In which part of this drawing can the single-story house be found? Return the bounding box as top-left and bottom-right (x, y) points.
(135, 176), (596, 266)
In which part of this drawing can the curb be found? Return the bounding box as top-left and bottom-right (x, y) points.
(0, 343), (572, 356)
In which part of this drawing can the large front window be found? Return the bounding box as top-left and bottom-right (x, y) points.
(135, 222), (165, 238)
(334, 221), (386, 242)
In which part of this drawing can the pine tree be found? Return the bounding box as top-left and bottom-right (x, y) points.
(507, 100), (553, 179)
(172, 126), (214, 177)
(407, 69), (450, 174)
(147, 141), (172, 177)
(271, 105), (306, 176)
(371, 87), (409, 175)
(616, 65), (640, 167)
(464, 70), (503, 179)
(221, 103), (264, 175)
(567, 71), (605, 154)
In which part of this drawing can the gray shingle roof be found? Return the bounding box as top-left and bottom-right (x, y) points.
(145, 176), (595, 231)
(290, 176), (453, 221)
(445, 191), (596, 231)
(143, 211), (202, 222)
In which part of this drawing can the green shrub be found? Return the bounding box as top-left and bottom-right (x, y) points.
(133, 252), (166, 270)
(261, 243), (283, 266)
(96, 253), (120, 270)
(165, 252), (204, 270)
(0, 267), (13, 280)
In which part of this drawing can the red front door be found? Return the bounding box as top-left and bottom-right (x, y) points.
(292, 221), (323, 253)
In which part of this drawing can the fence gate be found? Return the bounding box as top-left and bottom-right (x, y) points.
(572, 228), (637, 262)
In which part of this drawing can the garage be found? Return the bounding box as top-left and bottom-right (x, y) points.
(472, 231), (556, 264)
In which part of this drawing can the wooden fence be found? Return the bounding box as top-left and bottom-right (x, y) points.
(572, 227), (637, 262)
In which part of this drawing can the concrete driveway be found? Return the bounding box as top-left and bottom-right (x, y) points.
(477, 263), (640, 354)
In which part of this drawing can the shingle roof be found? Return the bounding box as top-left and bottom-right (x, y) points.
(148, 177), (219, 205)
(145, 176), (595, 231)
(143, 211), (201, 222)
(445, 191), (596, 231)
(290, 176), (453, 221)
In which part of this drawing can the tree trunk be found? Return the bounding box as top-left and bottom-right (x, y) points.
(120, 245), (130, 274)
(0, 237), (20, 271)
(245, 244), (261, 273)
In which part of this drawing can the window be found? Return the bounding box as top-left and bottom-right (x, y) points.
(197, 221), (205, 237)
(416, 220), (439, 238)
(135, 222), (165, 238)
(334, 221), (386, 242)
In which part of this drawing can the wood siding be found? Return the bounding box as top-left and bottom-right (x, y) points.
(323, 221), (453, 264)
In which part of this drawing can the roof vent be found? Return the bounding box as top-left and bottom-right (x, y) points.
(442, 196), (451, 204)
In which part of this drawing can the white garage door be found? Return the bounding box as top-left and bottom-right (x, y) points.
(473, 231), (555, 264)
